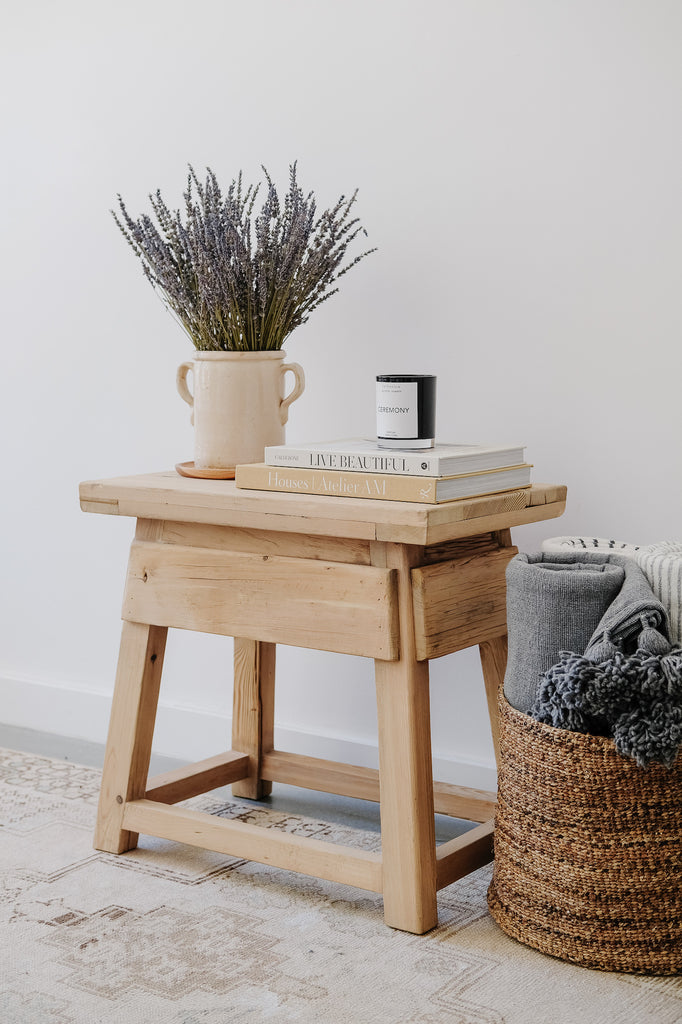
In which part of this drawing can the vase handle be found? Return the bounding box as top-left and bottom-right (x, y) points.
(279, 361), (305, 425)
(176, 361), (195, 425)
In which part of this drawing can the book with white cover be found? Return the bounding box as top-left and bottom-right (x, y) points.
(264, 438), (526, 477)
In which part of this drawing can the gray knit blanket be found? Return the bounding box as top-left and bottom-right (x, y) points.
(504, 552), (682, 767)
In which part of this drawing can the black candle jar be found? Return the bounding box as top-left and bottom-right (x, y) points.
(376, 374), (437, 449)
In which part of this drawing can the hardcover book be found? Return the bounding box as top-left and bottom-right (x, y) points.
(235, 463), (533, 504)
(264, 438), (526, 477)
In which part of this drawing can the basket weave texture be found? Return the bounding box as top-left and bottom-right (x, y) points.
(487, 694), (682, 974)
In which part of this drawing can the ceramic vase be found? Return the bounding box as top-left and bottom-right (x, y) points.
(176, 350), (305, 477)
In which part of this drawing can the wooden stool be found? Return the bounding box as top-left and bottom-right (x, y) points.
(80, 472), (566, 934)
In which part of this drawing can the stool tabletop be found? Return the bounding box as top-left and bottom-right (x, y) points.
(80, 471), (566, 546)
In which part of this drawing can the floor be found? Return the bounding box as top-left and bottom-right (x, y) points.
(0, 723), (472, 843)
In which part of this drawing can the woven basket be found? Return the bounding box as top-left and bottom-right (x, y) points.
(487, 694), (682, 974)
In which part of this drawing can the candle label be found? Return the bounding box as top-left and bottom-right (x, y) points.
(376, 380), (418, 438)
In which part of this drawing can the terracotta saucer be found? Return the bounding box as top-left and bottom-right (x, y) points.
(175, 461), (236, 480)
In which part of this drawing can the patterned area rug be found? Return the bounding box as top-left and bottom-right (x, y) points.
(1, 747), (681, 1024)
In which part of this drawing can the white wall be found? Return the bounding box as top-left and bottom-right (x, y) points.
(2, 0), (681, 789)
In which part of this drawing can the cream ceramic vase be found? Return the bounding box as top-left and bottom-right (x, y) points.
(176, 350), (305, 475)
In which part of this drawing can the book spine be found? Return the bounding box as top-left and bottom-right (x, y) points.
(236, 465), (441, 502)
(264, 448), (440, 475)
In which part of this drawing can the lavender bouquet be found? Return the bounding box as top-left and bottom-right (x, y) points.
(113, 164), (375, 352)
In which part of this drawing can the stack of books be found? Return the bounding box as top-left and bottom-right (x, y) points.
(234, 438), (532, 504)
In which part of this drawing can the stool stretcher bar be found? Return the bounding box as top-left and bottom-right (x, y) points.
(141, 747), (496, 894)
(122, 799), (384, 893)
(260, 749), (497, 823)
(142, 748), (496, 892)
(123, 798), (494, 896)
(436, 820), (495, 890)
(144, 751), (250, 804)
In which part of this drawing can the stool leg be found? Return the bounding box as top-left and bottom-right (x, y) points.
(479, 634), (507, 767)
(373, 543), (438, 934)
(479, 528), (513, 768)
(94, 621), (167, 854)
(231, 638), (275, 799)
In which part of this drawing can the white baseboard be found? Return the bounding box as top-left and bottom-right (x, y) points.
(0, 672), (497, 793)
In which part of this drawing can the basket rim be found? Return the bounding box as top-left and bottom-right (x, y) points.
(500, 691), (618, 751)
(499, 691), (682, 772)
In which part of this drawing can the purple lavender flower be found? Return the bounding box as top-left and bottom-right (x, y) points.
(113, 164), (376, 351)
